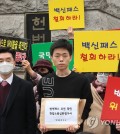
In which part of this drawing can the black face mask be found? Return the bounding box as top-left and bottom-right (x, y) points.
(38, 72), (49, 77)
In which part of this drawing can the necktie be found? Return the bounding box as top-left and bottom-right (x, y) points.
(1, 81), (8, 87)
(0, 81), (9, 112)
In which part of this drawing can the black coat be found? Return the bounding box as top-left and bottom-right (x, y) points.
(0, 75), (36, 134)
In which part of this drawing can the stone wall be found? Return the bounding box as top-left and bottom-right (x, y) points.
(0, 0), (120, 78)
(0, 0), (120, 40)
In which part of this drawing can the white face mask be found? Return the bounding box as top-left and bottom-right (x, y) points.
(0, 62), (14, 75)
(97, 73), (108, 84)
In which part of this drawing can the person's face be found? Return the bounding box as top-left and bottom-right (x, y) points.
(34, 67), (49, 77)
(51, 48), (72, 70)
(37, 67), (49, 74)
(0, 52), (15, 76)
(97, 72), (113, 84)
(0, 52), (15, 65)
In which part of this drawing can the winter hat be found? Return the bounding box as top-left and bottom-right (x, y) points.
(32, 59), (54, 73)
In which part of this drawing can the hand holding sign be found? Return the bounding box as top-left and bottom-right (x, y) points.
(67, 27), (74, 39)
(66, 124), (80, 133)
(38, 124), (51, 133)
(38, 123), (80, 133)
(40, 98), (86, 130)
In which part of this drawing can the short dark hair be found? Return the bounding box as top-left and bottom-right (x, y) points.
(50, 39), (73, 56)
(0, 47), (16, 60)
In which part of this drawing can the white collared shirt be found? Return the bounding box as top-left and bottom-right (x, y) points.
(0, 73), (13, 85)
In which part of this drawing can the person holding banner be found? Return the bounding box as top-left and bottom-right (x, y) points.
(67, 27), (96, 83)
(0, 47), (36, 134)
(37, 39), (93, 134)
(22, 59), (54, 134)
(22, 59), (53, 85)
(83, 72), (120, 134)
(22, 59), (54, 118)
(83, 72), (112, 134)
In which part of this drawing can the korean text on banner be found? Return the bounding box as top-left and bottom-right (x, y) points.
(74, 31), (120, 72)
(101, 77), (120, 121)
(25, 12), (51, 44)
(0, 36), (29, 67)
(40, 98), (86, 130)
(48, 0), (84, 30)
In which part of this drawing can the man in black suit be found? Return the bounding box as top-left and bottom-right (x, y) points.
(0, 47), (36, 134)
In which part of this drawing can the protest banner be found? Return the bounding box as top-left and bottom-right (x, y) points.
(48, 0), (84, 30)
(0, 35), (29, 67)
(74, 30), (120, 72)
(101, 77), (120, 122)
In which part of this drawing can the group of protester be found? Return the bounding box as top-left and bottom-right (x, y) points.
(0, 28), (120, 134)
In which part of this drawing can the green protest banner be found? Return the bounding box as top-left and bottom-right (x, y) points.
(31, 40), (74, 70)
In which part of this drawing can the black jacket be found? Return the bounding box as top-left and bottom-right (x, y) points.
(0, 75), (36, 134)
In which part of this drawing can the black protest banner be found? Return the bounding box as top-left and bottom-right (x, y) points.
(0, 36), (30, 67)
